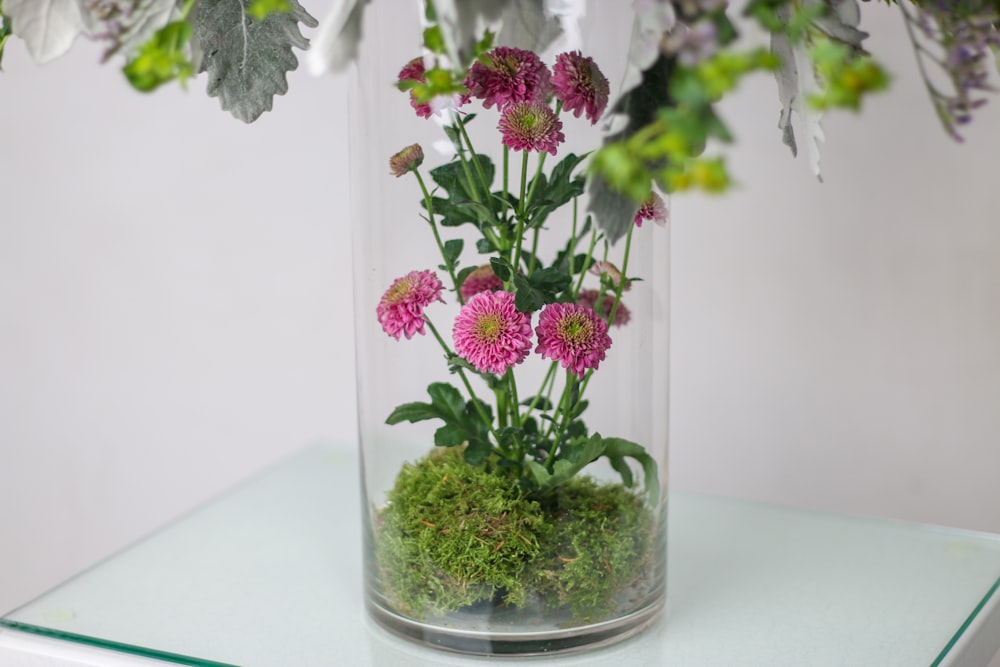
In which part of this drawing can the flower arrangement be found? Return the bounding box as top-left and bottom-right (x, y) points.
(367, 45), (668, 619)
(4, 0), (997, 650)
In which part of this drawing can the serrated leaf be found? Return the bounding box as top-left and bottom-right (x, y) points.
(427, 382), (466, 424)
(192, 0), (318, 123)
(5, 0), (84, 63)
(434, 423), (467, 447)
(463, 439), (491, 465)
(602, 437), (660, 503)
(80, 0), (178, 63)
(489, 257), (513, 282)
(496, 0), (561, 53)
(306, 0), (368, 75)
(433, 0), (508, 67)
(771, 9), (825, 180)
(586, 174), (641, 246)
(385, 401), (440, 425)
(442, 238), (463, 267)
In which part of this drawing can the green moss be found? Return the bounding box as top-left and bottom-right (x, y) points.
(373, 448), (656, 621)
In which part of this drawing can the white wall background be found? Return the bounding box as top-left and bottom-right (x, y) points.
(1, 0), (999, 629)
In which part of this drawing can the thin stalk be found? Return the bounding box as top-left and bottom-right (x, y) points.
(511, 151), (530, 273)
(414, 169), (463, 304)
(543, 370), (576, 466)
(605, 217), (635, 328)
(522, 361), (559, 421)
(457, 114), (494, 211)
(505, 368), (521, 428)
(572, 222), (600, 296)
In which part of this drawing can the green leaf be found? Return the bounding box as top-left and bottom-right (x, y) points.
(527, 433), (606, 492)
(423, 196), (478, 227)
(0, 11), (12, 71)
(427, 382), (466, 424)
(463, 439), (491, 465)
(442, 239), (463, 268)
(513, 274), (546, 313)
(123, 20), (195, 92)
(490, 257), (513, 282)
(385, 401), (440, 425)
(429, 155), (495, 200)
(529, 266), (571, 293)
(521, 395), (554, 410)
(191, 0), (318, 123)
(602, 437), (661, 503)
(476, 237), (497, 254)
(434, 423), (467, 447)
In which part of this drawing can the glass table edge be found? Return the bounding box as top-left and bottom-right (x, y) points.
(0, 619), (237, 667)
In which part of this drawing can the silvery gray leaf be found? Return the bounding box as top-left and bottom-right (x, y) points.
(586, 172), (642, 246)
(192, 0), (318, 123)
(811, 0), (867, 48)
(771, 29), (798, 157)
(306, 0), (368, 75)
(496, 0), (561, 53)
(434, 0), (509, 66)
(79, 0), (178, 62)
(771, 7), (826, 180)
(4, 0), (85, 63)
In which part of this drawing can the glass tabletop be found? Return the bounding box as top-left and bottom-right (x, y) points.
(3, 445), (1000, 667)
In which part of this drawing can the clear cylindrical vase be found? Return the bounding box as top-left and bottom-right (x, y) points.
(348, 2), (669, 656)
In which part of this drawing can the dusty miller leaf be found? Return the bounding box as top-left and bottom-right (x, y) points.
(192, 0), (317, 123)
(771, 0), (866, 181)
(587, 55), (674, 244)
(496, 0), (560, 53)
(434, 0), (508, 68)
(79, 0), (178, 62)
(4, 0), (85, 63)
(772, 8), (825, 180)
(305, 0), (368, 75)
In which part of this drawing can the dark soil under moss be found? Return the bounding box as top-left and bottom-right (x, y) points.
(373, 448), (657, 621)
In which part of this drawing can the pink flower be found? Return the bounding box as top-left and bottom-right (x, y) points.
(552, 51), (610, 124)
(460, 264), (503, 301)
(398, 57), (432, 119)
(535, 302), (612, 377)
(577, 289), (630, 327)
(466, 46), (551, 110)
(377, 270), (444, 340)
(498, 101), (565, 155)
(634, 192), (668, 227)
(453, 291), (533, 375)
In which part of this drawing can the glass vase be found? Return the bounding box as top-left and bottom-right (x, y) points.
(348, 2), (669, 655)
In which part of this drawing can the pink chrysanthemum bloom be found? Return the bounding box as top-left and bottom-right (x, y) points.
(577, 289), (631, 327)
(498, 101), (565, 155)
(466, 46), (552, 110)
(552, 51), (610, 124)
(634, 192), (669, 227)
(397, 57), (433, 118)
(460, 264), (503, 301)
(453, 291), (533, 375)
(377, 270), (444, 340)
(535, 302), (612, 377)
(389, 144), (424, 178)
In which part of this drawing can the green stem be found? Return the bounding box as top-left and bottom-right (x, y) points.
(605, 218), (635, 328)
(505, 368), (521, 428)
(457, 115), (494, 211)
(522, 361), (559, 421)
(543, 370), (576, 467)
(414, 169), (464, 304)
(572, 222), (599, 297)
(511, 151), (530, 274)
(424, 318), (498, 442)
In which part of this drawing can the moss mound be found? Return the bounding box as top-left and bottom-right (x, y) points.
(374, 448), (655, 621)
